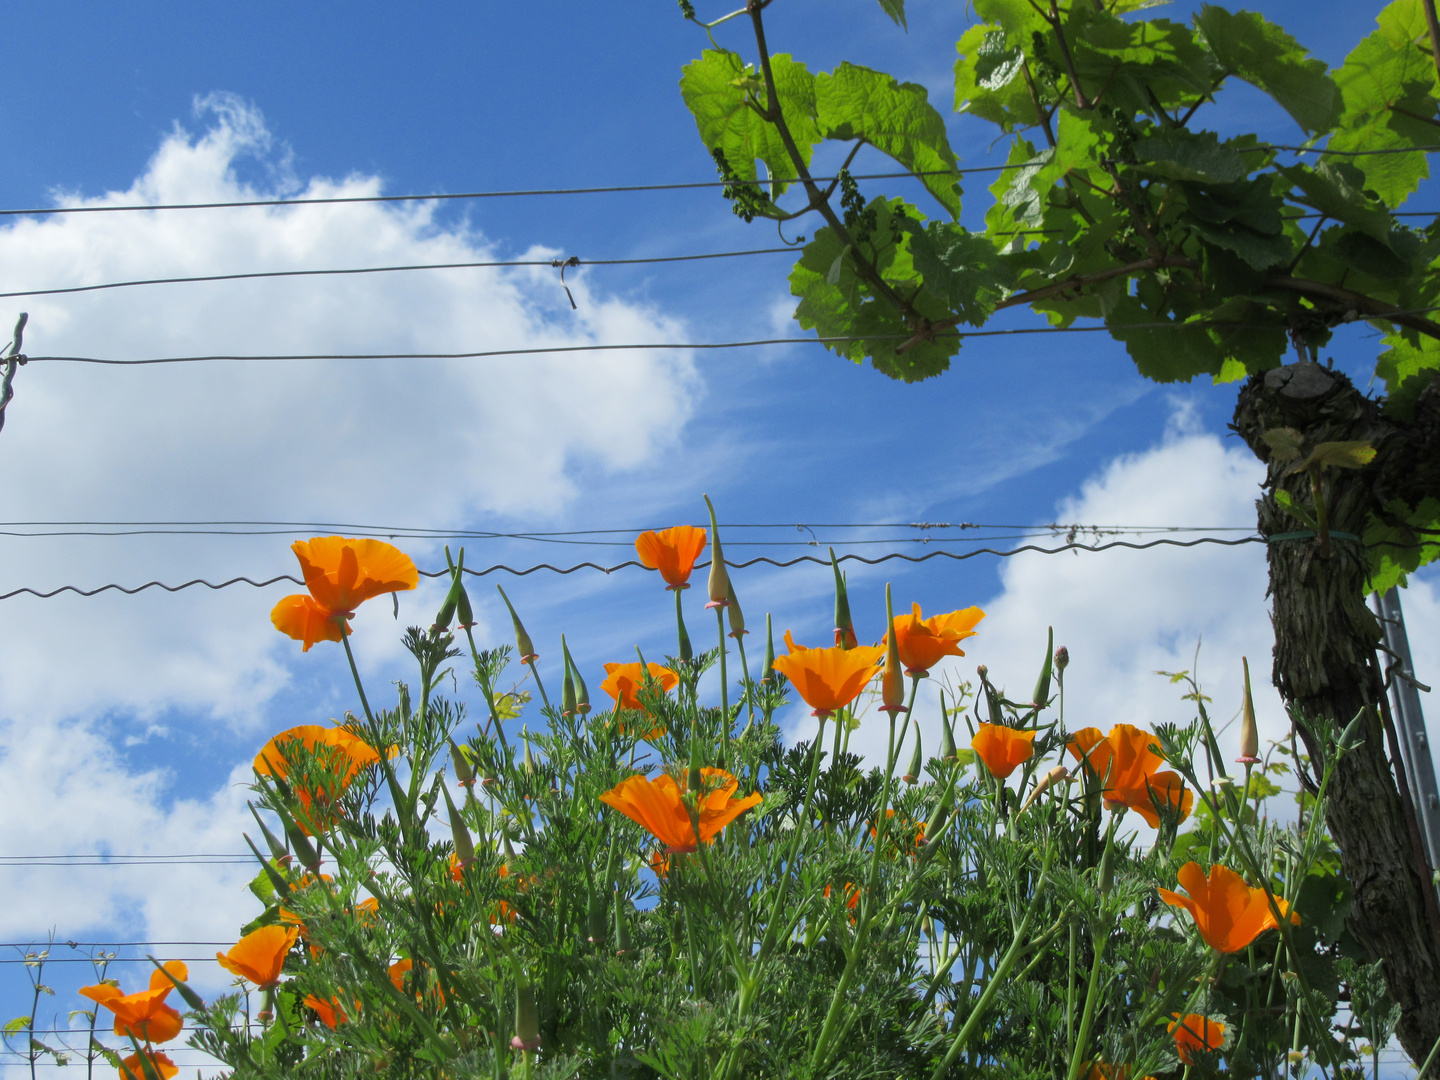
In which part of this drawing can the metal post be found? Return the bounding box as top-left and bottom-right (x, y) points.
(1373, 588), (1440, 869)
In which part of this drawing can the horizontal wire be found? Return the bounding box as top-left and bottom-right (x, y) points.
(0, 144), (1435, 218)
(0, 956), (222, 964)
(3, 941), (233, 948)
(0, 247), (796, 301)
(0, 536), (1273, 601)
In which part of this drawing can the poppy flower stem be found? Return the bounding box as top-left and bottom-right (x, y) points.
(734, 631), (756, 737)
(339, 633), (375, 725)
(525, 658), (552, 712)
(715, 605), (730, 764)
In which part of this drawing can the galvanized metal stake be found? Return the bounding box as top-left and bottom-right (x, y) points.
(1374, 588), (1440, 870)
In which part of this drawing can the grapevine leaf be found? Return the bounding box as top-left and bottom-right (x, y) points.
(874, 0), (906, 29)
(1376, 332), (1440, 420)
(1132, 129), (1245, 184)
(1106, 296), (1286, 382)
(1195, 6), (1341, 134)
(1065, 9), (1215, 112)
(3, 1017), (28, 1035)
(954, 25), (1040, 131)
(1277, 161), (1398, 245)
(1289, 441), (1377, 473)
(1180, 176), (1292, 270)
(680, 50), (820, 199)
(1365, 496), (1440, 592)
(790, 199), (960, 382)
(907, 224), (1015, 326)
(1262, 427), (1306, 461)
(816, 63), (961, 217)
(1330, 0), (1439, 206)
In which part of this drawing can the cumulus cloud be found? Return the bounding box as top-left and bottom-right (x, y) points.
(0, 94), (698, 961)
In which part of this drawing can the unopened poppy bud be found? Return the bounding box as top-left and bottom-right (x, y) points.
(495, 585), (537, 663)
(688, 735), (704, 794)
(434, 558), (462, 632)
(1237, 657), (1260, 764)
(243, 834), (291, 896)
(1338, 708), (1368, 752)
(522, 732), (536, 775)
(703, 494), (731, 608)
(456, 580), (474, 629)
(561, 636), (590, 714)
(613, 892), (632, 957)
(760, 613), (776, 683)
(1020, 765), (1069, 814)
(587, 892), (607, 946)
(443, 785), (474, 870)
(1097, 822), (1117, 896)
(1032, 626), (1054, 708)
(903, 730), (923, 784)
(726, 580), (746, 638)
(560, 635), (578, 718)
(939, 694), (958, 761)
(830, 548), (854, 649)
(249, 803), (289, 863)
(881, 584), (907, 715)
(1054, 645), (1069, 673)
(511, 982), (541, 1051)
(148, 956), (205, 1011)
(449, 739), (475, 788)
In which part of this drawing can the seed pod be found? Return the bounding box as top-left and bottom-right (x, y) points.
(495, 585), (537, 662)
(704, 494), (731, 608)
(1237, 656), (1260, 764)
(1032, 626), (1054, 708)
(726, 580), (746, 638)
(449, 739), (475, 788)
(903, 730), (923, 785)
(881, 584), (906, 715)
(511, 982), (541, 1051)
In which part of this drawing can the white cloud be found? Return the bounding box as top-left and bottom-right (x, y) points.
(0, 94), (700, 970)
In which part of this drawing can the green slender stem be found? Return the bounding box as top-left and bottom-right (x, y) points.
(735, 632), (756, 733)
(716, 605), (730, 764)
(526, 658), (551, 711)
(928, 845), (1056, 1080)
(1065, 928), (1109, 1080)
(340, 632), (376, 724)
(1066, 920), (1078, 1061)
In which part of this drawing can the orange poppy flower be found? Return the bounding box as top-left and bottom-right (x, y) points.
(271, 536), (418, 651)
(304, 993), (351, 1029)
(771, 632), (885, 717)
(1169, 1013), (1226, 1064)
(600, 768), (762, 853)
(971, 724), (1036, 780)
(1067, 725), (1192, 825)
(1157, 862), (1300, 952)
(650, 849), (671, 878)
(889, 603), (985, 674)
(635, 526), (707, 590)
(601, 662), (680, 712)
(216, 925), (299, 988)
(388, 959), (448, 1002)
(79, 961), (189, 1044)
(254, 724), (393, 834)
(120, 1050), (178, 1080)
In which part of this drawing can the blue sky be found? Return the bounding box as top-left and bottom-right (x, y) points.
(0, 2), (1434, 1072)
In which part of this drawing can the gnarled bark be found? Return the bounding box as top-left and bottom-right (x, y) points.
(1233, 362), (1440, 1062)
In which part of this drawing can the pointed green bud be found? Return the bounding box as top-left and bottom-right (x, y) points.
(1237, 656), (1260, 763)
(1338, 708), (1369, 753)
(148, 956), (205, 1011)
(434, 546), (462, 630)
(830, 548), (854, 648)
(248, 803), (289, 863)
(587, 891), (607, 946)
(939, 693), (957, 761)
(496, 585), (537, 662)
(243, 833), (290, 896)
(442, 784), (474, 870)
(560, 634), (578, 717)
(562, 636), (590, 714)
(1097, 816), (1118, 896)
(281, 812), (321, 873)
(451, 547), (474, 628)
(512, 982), (541, 1051)
(675, 590), (693, 662)
(522, 730), (536, 775)
(761, 613), (776, 683)
(881, 584), (905, 714)
(1032, 626), (1054, 708)
(613, 891), (632, 957)
(703, 494), (731, 608)
(726, 580), (746, 638)
(903, 730), (923, 784)
(449, 739), (475, 788)
(688, 730), (703, 793)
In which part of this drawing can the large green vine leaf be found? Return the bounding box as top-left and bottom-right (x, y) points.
(816, 63), (961, 218)
(1194, 6), (1341, 134)
(680, 49), (821, 198)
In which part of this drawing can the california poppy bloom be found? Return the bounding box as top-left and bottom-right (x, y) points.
(1158, 861), (1299, 952)
(1169, 1013), (1225, 1064)
(889, 603), (985, 674)
(601, 662), (680, 712)
(304, 993), (351, 1029)
(216, 925), (299, 988)
(79, 961), (189, 1044)
(1068, 725), (1192, 826)
(119, 1050), (178, 1080)
(600, 768), (762, 853)
(971, 723), (1036, 780)
(254, 724), (393, 834)
(635, 526), (707, 590)
(388, 958), (448, 1002)
(271, 537), (418, 651)
(771, 632), (885, 717)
